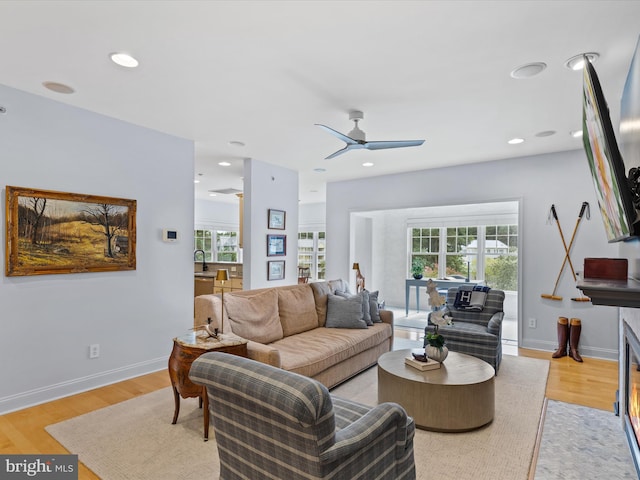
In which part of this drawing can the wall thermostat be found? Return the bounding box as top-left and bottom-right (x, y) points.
(163, 229), (179, 242)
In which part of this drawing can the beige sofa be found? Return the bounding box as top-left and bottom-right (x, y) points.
(194, 279), (393, 389)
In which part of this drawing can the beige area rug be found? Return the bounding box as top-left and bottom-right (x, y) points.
(46, 354), (549, 480)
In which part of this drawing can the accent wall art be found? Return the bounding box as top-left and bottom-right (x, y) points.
(5, 186), (137, 276)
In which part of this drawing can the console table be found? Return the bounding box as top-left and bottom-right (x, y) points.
(168, 332), (248, 440)
(405, 278), (480, 316)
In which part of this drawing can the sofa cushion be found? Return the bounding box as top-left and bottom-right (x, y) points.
(278, 286), (319, 336)
(326, 294), (368, 329)
(310, 281), (332, 327)
(271, 323), (392, 378)
(328, 279), (350, 294)
(224, 289), (283, 343)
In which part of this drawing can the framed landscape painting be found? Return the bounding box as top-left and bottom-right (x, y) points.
(5, 186), (137, 276)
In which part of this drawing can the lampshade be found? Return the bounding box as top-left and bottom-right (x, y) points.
(352, 263), (360, 270)
(216, 269), (229, 281)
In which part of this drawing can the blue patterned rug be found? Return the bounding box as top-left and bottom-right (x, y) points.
(535, 400), (637, 479)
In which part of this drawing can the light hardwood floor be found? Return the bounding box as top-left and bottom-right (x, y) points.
(0, 328), (619, 480)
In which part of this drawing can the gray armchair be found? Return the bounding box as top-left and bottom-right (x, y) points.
(189, 352), (416, 480)
(424, 287), (505, 373)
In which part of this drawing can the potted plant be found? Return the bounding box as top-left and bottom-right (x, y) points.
(411, 257), (426, 279)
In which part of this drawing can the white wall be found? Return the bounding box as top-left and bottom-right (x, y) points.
(195, 198), (239, 230)
(0, 85), (194, 413)
(327, 149), (622, 359)
(243, 158), (298, 290)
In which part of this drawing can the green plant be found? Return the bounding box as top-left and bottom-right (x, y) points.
(411, 257), (426, 276)
(425, 331), (445, 349)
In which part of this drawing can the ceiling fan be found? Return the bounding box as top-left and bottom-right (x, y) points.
(315, 110), (425, 160)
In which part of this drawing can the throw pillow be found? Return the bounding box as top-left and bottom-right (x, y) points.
(335, 289), (372, 325)
(325, 294), (368, 329)
(224, 289), (283, 343)
(367, 290), (381, 323)
(278, 286), (319, 336)
(454, 285), (492, 311)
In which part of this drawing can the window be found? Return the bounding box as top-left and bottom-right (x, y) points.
(484, 225), (518, 290)
(298, 231), (326, 281)
(446, 227), (478, 280)
(410, 228), (439, 278)
(194, 229), (239, 262)
(409, 224), (518, 290)
(194, 229), (213, 262)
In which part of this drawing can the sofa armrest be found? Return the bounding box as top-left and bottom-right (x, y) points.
(245, 340), (282, 368)
(379, 309), (394, 327)
(487, 311), (504, 337)
(320, 403), (412, 464)
(194, 294), (221, 329)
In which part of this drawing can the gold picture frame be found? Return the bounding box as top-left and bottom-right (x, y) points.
(5, 186), (137, 276)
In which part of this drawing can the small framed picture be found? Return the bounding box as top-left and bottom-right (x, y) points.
(267, 234), (286, 256)
(268, 260), (285, 281)
(268, 209), (286, 230)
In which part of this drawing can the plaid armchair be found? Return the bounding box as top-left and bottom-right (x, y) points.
(424, 287), (505, 373)
(189, 352), (416, 480)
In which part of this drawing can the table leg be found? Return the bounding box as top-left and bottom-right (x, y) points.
(405, 284), (410, 316)
(416, 285), (420, 312)
(171, 385), (180, 425)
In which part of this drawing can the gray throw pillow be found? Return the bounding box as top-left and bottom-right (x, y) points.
(335, 290), (372, 325)
(325, 294), (368, 329)
(368, 290), (381, 323)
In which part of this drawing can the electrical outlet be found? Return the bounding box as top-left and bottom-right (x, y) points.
(89, 344), (100, 359)
(528, 318), (537, 329)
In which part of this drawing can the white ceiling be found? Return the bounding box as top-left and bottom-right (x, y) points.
(1, 1), (640, 204)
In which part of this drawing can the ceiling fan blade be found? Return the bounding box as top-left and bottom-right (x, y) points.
(324, 143), (363, 159)
(363, 139), (425, 151)
(315, 124), (359, 145)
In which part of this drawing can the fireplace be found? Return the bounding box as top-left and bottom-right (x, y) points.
(623, 322), (640, 475)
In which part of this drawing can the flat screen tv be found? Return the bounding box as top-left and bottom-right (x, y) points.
(582, 56), (639, 242)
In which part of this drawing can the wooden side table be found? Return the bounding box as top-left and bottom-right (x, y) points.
(168, 332), (248, 440)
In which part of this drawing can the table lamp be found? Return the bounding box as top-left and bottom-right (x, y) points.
(216, 269), (229, 338)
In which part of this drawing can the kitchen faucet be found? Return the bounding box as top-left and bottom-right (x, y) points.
(194, 249), (208, 271)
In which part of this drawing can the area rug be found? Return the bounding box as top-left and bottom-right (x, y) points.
(534, 400), (637, 479)
(46, 354), (548, 480)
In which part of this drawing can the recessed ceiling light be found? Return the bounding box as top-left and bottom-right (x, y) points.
(218, 161), (231, 167)
(510, 62), (547, 79)
(229, 140), (245, 147)
(362, 162), (374, 167)
(208, 193), (217, 197)
(535, 130), (556, 137)
(42, 81), (75, 94)
(313, 168), (326, 173)
(507, 138), (525, 145)
(570, 130), (583, 138)
(565, 52), (599, 71)
(110, 52), (139, 68)
(194, 179), (200, 184)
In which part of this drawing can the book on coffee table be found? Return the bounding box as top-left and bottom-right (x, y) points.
(404, 356), (441, 371)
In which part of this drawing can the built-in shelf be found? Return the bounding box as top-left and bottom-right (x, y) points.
(576, 277), (640, 308)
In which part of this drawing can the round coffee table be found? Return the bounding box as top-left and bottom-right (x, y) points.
(377, 349), (495, 432)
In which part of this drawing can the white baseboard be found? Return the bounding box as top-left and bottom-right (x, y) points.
(0, 357), (167, 415)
